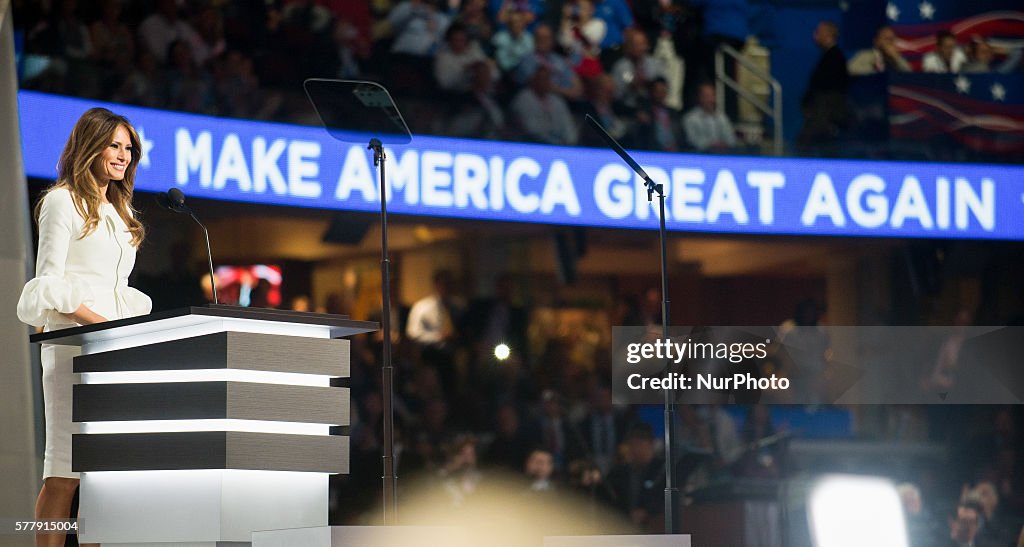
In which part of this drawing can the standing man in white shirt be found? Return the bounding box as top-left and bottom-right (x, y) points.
(682, 82), (738, 152)
(407, 270), (461, 392)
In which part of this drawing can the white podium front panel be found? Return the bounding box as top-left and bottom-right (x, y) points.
(79, 470), (327, 544)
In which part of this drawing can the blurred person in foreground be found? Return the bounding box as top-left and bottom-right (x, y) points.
(525, 449), (556, 492)
(948, 500), (983, 547)
(439, 434), (484, 507)
(963, 480), (1023, 547)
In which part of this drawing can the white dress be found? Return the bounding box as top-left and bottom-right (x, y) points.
(17, 187), (151, 479)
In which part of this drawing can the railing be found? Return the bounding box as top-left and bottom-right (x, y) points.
(715, 44), (783, 156)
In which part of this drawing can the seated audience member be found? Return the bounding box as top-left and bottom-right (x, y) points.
(963, 39), (1023, 74)
(512, 65), (579, 145)
(592, 0), (634, 51)
(485, 404), (535, 471)
(163, 39), (212, 113)
(515, 23), (584, 100)
(138, 0), (199, 64)
(491, 0), (542, 27)
(492, 7), (534, 73)
(683, 81), (738, 152)
(459, 0), (494, 45)
(558, 0), (607, 80)
(582, 73), (630, 145)
(435, 23), (492, 92)
(535, 390), (570, 471)
(635, 77), (683, 151)
(922, 30), (966, 73)
(571, 384), (631, 475)
(611, 28), (665, 109)
(848, 25), (911, 75)
(606, 424), (664, 531)
(447, 61), (506, 139)
(389, 0), (450, 57)
(90, 0), (134, 67)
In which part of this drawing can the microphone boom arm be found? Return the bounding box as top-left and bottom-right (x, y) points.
(189, 212), (217, 304)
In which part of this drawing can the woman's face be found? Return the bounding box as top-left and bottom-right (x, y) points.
(92, 124), (132, 183)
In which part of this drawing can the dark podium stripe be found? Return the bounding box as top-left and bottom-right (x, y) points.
(73, 382), (349, 425)
(73, 331), (350, 376)
(72, 432), (348, 473)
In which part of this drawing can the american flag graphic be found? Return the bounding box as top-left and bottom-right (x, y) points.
(889, 73), (1024, 154)
(885, 0), (1024, 68)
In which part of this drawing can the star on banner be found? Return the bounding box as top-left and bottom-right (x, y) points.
(886, 2), (900, 21)
(954, 75), (971, 94)
(919, 1), (935, 20)
(991, 82), (1006, 101)
(137, 127), (153, 168)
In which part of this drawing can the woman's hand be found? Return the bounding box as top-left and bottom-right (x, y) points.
(61, 304), (108, 325)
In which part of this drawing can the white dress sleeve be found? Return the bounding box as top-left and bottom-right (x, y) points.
(121, 286), (153, 318)
(17, 189), (96, 327)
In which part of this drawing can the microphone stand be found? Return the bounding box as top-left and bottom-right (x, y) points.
(584, 115), (677, 534)
(188, 212), (218, 304)
(157, 190), (218, 304)
(369, 137), (399, 524)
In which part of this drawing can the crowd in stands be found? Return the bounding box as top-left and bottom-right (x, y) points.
(14, 0), (749, 153)
(14, 1), (1024, 158)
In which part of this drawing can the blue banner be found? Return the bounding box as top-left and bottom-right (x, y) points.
(18, 91), (1024, 240)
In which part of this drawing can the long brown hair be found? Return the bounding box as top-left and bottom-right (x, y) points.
(37, 107), (146, 246)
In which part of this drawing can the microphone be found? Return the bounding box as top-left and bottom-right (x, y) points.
(156, 188), (218, 304)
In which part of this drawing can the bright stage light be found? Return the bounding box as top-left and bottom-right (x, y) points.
(808, 474), (909, 547)
(494, 344), (511, 361)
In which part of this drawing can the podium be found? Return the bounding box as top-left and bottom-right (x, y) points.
(31, 305), (377, 546)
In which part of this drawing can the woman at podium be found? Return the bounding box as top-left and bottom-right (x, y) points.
(17, 107), (152, 545)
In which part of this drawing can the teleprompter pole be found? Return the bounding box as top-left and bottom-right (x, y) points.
(370, 138), (398, 524)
